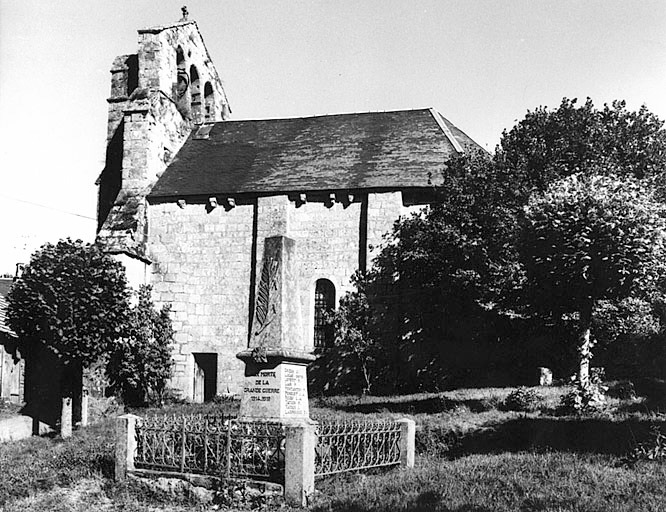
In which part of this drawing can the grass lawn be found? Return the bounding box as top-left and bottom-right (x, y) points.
(1, 386), (665, 511)
(313, 452), (666, 512)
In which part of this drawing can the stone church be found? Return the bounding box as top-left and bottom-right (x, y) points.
(96, 12), (483, 401)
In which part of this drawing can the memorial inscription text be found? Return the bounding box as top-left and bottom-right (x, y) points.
(283, 366), (307, 416)
(244, 370), (279, 402)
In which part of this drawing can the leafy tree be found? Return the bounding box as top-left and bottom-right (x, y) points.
(309, 274), (384, 395)
(519, 174), (666, 384)
(496, 98), (666, 198)
(329, 98), (666, 392)
(375, 152), (520, 311)
(497, 97), (666, 382)
(592, 297), (662, 377)
(107, 285), (174, 406)
(326, 279), (377, 394)
(6, 239), (130, 413)
(326, 152), (523, 392)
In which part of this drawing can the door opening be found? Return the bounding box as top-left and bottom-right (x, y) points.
(192, 353), (218, 402)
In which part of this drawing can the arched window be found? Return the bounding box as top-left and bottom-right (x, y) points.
(190, 65), (201, 123)
(176, 45), (185, 71)
(204, 82), (215, 121)
(176, 46), (185, 70)
(314, 279), (335, 347)
(175, 46), (188, 99)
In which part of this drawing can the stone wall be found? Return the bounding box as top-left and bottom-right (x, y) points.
(367, 191), (424, 262)
(146, 191), (425, 399)
(121, 93), (192, 191)
(148, 200), (255, 398)
(288, 198), (363, 349)
(107, 54), (137, 137)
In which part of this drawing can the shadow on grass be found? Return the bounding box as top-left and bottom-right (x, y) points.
(322, 396), (495, 415)
(429, 416), (666, 458)
(413, 492), (494, 512)
(321, 389), (666, 458)
(313, 497), (495, 512)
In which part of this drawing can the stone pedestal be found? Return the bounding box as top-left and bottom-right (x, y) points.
(237, 350), (315, 421)
(236, 236), (316, 504)
(237, 236), (314, 421)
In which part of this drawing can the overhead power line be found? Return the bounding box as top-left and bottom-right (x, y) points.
(0, 193), (96, 221)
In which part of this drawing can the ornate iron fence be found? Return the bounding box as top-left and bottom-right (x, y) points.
(314, 419), (402, 477)
(134, 414), (285, 482)
(133, 415), (402, 482)
(229, 420), (285, 482)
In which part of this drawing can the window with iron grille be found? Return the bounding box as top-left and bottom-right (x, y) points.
(314, 279), (335, 348)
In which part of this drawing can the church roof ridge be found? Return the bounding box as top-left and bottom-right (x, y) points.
(221, 107), (438, 124)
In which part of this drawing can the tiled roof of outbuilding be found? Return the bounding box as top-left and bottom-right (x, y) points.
(147, 108), (482, 199)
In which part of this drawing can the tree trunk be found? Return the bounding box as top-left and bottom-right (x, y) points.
(360, 360), (372, 395)
(72, 360), (83, 426)
(577, 300), (594, 386)
(61, 360), (84, 431)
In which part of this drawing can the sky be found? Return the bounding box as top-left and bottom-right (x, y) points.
(1, 0), (665, 275)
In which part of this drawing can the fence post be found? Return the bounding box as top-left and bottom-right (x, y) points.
(115, 414), (140, 482)
(397, 418), (415, 468)
(180, 415), (187, 472)
(80, 389), (89, 427)
(284, 420), (317, 507)
(225, 420), (232, 479)
(61, 397), (72, 438)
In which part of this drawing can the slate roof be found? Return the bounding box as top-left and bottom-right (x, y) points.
(148, 108), (482, 200)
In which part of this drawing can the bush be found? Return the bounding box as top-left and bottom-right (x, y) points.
(606, 380), (636, 400)
(634, 378), (666, 406)
(107, 285), (174, 407)
(502, 387), (543, 412)
(625, 424), (666, 464)
(559, 374), (607, 414)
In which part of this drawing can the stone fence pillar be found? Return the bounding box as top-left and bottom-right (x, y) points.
(397, 418), (415, 468)
(61, 397), (72, 438)
(284, 420), (317, 507)
(115, 414), (140, 482)
(80, 390), (89, 427)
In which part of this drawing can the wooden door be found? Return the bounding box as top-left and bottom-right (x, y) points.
(193, 361), (205, 403)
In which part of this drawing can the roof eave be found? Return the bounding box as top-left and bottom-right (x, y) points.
(147, 184), (442, 204)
